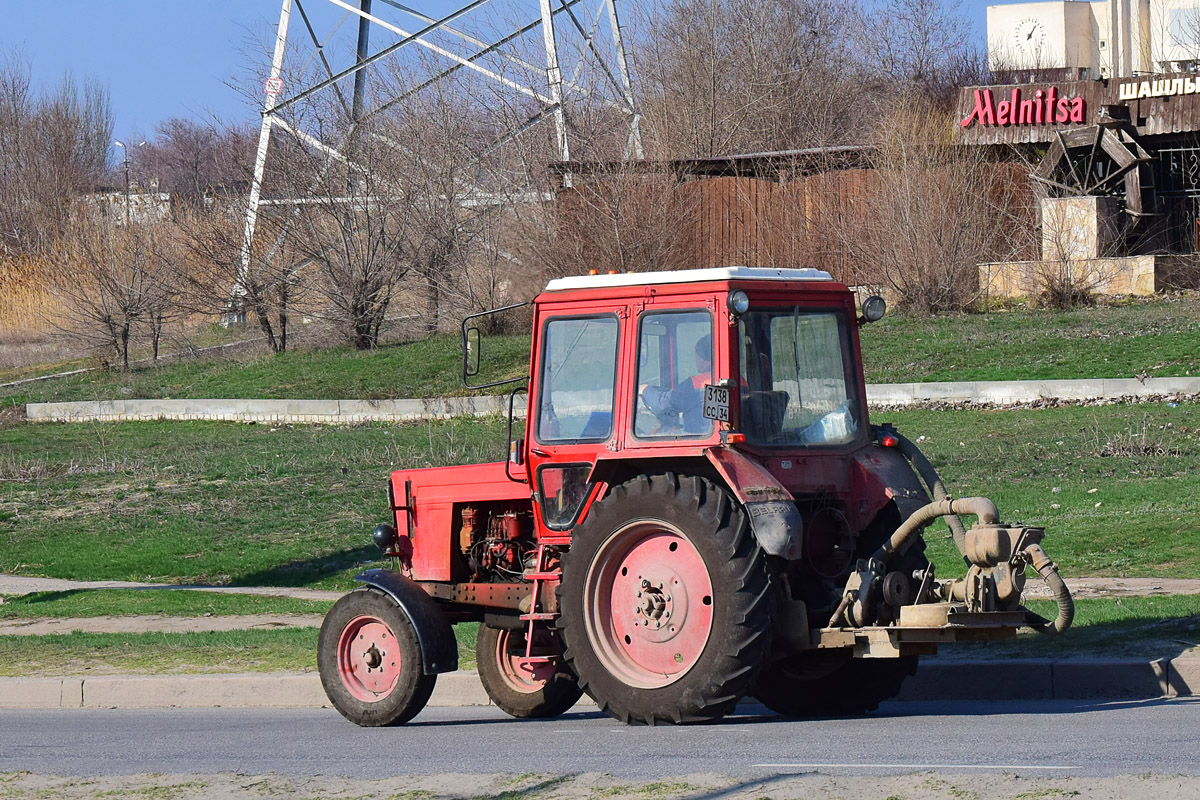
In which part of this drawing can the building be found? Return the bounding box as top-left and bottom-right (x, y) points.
(989, 0), (1200, 81)
(960, 0), (1200, 296)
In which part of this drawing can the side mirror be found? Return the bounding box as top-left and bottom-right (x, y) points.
(464, 326), (481, 378)
(859, 295), (886, 325)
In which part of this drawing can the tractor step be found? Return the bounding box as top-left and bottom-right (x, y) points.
(520, 612), (557, 621)
(522, 572), (560, 581)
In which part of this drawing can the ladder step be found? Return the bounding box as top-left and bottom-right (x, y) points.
(520, 612), (557, 621)
(523, 572), (560, 581)
(517, 655), (555, 664)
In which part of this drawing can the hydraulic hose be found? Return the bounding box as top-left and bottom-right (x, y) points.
(871, 496), (999, 565)
(892, 431), (969, 559)
(1022, 543), (1074, 635)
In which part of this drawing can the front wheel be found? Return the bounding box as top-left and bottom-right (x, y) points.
(318, 589), (437, 726)
(476, 623), (583, 718)
(557, 473), (774, 725)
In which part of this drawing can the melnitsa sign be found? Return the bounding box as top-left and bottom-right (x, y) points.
(961, 86), (1086, 129)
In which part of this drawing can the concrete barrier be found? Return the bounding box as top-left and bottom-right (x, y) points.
(25, 377), (1200, 425)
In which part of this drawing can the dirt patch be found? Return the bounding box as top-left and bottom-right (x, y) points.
(1024, 577), (1200, 598)
(0, 613), (324, 636)
(1, 770), (1198, 799)
(0, 405), (25, 430)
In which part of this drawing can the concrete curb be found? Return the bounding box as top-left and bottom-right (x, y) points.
(2, 658), (1196, 710)
(24, 377), (1200, 425)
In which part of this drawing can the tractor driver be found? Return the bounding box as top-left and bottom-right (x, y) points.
(639, 334), (712, 434)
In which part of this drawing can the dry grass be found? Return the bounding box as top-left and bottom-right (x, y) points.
(0, 255), (57, 339)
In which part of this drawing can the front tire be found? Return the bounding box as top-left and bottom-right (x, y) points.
(318, 589), (437, 726)
(557, 473), (774, 725)
(476, 623), (583, 718)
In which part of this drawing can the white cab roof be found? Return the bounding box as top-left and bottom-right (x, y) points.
(544, 266), (833, 292)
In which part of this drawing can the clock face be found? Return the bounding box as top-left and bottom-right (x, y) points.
(1014, 17), (1046, 53)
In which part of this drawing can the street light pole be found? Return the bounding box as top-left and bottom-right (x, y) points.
(113, 139), (147, 225)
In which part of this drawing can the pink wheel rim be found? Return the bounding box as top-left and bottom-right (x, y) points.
(494, 628), (557, 694)
(583, 521), (714, 689)
(337, 615), (402, 702)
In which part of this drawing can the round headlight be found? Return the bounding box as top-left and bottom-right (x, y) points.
(372, 523), (399, 551)
(861, 295), (887, 323)
(727, 290), (750, 316)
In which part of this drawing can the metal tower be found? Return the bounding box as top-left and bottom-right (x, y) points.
(237, 0), (644, 294)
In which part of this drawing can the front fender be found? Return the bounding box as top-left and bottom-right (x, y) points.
(354, 568), (458, 674)
(705, 447), (803, 560)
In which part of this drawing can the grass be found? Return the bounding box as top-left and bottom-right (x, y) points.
(0, 417), (507, 589)
(1, 333), (531, 407)
(3, 297), (1197, 407)
(1, 596), (1193, 675)
(942, 595), (1200, 660)
(0, 589), (332, 619)
(859, 295), (1200, 383)
(884, 403), (1200, 578)
(1, 403), (1197, 589)
(0, 623), (480, 677)
(0, 628), (321, 676)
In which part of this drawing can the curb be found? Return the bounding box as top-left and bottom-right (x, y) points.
(24, 377), (1200, 425)
(2, 658), (1196, 710)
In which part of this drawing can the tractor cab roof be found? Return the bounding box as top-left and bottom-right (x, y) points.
(543, 266), (834, 293)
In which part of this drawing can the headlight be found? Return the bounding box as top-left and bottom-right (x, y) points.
(727, 290), (750, 316)
(372, 523), (399, 551)
(861, 295), (886, 323)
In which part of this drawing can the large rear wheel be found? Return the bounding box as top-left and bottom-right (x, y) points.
(476, 623), (583, 718)
(318, 589), (437, 726)
(753, 652), (918, 716)
(557, 473), (773, 725)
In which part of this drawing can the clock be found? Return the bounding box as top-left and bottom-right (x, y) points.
(1014, 17), (1046, 55)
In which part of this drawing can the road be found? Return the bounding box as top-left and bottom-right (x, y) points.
(1, 699), (1198, 779)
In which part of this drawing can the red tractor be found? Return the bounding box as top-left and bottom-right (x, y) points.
(318, 267), (1074, 726)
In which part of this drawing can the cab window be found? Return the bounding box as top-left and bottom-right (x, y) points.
(634, 310), (713, 439)
(536, 316), (620, 443)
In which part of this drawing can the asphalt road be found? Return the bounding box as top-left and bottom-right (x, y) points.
(2, 699), (1198, 779)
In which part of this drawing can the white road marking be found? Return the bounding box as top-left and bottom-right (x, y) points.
(753, 763), (1079, 771)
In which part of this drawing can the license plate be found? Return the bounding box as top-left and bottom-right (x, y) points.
(703, 385), (730, 422)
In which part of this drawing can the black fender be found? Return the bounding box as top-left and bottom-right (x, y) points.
(353, 568), (458, 674)
(705, 447), (803, 560)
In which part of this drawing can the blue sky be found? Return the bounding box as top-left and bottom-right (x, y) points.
(3, 0), (995, 147)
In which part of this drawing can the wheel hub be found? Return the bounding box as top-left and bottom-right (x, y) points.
(584, 522), (714, 688)
(337, 616), (402, 702)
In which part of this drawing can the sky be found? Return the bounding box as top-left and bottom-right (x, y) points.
(3, 0), (997, 157)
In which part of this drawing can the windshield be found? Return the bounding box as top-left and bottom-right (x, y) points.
(738, 309), (861, 447)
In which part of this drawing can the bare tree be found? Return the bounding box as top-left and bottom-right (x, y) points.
(49, 217), (172, 370)
(838, 97), (1035, 314)
(136, 118), (256, 206)
(0, 50), (112, 257)
(636, 0), (866, 158)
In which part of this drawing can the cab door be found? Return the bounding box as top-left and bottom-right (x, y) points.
(526, 308), (627, 535)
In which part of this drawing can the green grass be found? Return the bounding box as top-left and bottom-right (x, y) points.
(1, 403), (1196, 591)
(4, 298), (1198, 407)
(0, 417), (507, 588)
(0, 628), (321, 676)
(2, 596), (1194, 675)
(884, 403), (1200, 578)
(0, 622), (481, 676)
(943, 595), (1200, 660)
(0, 589), (332, 619)
(1, 333), (531, 407)
(859, 296), (1200, 383)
